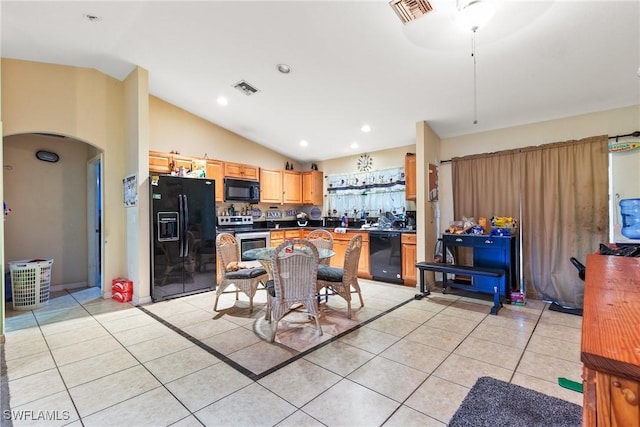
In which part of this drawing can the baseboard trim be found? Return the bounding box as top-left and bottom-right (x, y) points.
(50, 281), (89, 292)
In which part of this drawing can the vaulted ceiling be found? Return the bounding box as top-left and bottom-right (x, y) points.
(2, 1), (639, 162)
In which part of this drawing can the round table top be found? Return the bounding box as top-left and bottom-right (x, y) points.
(243, 246), (335, 261)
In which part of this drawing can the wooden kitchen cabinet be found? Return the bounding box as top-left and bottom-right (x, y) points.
(149, 150), (172, 174)
(284, 229), (302, 240)
(205, 159), (224, 203)
(581, 255), (640, 427)
(224, 162), (259, 180)
(329, 231), (371, 279)
(260, 168), (301, 204)
(359, 233), (370, 279)
(302, 170), (324, 206)
(271, 229), (302, 248)
(405, 153), (416, 201)
(283, 170), (302, 204)
(172, 154), (195, 172)
(401, 233), (417, 285)
(260, 168), (283, 203)
(270, 230), (284, 247)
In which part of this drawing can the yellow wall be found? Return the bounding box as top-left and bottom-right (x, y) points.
(149, 96), (291, 169)
(315, 144), (414, 176)
(1, 58), (127, 292)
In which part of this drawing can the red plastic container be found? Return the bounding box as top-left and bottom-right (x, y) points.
(112, 278), (133, 302)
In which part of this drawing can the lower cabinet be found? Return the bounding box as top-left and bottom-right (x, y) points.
(270, 230), (284, 248)
(329, 231), (371, 279)
(270, 229), (301, 248)
(401, 233), (417, 285)
(583, 367), (640, 427)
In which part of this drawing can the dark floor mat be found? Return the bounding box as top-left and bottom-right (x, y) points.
(448, 376), (581, 427)
(549, 302), (583, 317)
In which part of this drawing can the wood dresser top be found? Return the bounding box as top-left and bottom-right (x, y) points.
(581, 254), (640, 381)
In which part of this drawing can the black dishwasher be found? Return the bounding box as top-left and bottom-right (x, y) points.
(369, 231), (403, 284)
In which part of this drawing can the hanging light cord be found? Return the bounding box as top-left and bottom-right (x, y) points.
(472, 28), (478, 125)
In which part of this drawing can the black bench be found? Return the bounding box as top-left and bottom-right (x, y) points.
(414, 262), (506, 314)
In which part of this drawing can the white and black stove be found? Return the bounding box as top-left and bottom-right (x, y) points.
(217, 215), (255, 233)
(217, 216), (270, 259)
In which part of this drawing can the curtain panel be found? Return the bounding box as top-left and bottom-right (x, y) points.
(451, 135), (608, 307)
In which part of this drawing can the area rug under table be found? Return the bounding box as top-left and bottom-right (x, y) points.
(448, 376), (582, 427)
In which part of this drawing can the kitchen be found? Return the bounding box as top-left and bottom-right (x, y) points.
(148, 143), (421, 301)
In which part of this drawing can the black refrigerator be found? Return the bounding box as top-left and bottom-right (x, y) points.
(150, 175), (216, 301)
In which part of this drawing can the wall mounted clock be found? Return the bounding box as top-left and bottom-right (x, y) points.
(357, 153), (373, 172)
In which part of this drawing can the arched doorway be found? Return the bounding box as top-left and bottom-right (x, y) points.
(3, 133), (104, 294)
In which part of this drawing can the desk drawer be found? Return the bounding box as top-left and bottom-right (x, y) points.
(443, 234), (474, 247)
(474, 236), (509, 249)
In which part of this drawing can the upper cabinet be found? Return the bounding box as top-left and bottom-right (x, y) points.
(260, 168), (283, 204)
(225, 162), (259, 180)
(149, 151), (172, 174)
(172, 154), (195, 172)
(302, 170), (323, 206)
(283, 170), (302, 205)
(149, 150), (318, 207)
(405, 153), (416, 201)
(205, 159), (224, 203)
(260, 169), (302, 204)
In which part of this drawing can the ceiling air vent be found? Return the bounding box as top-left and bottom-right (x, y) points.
(389, 0), (433, 24)
(233, 80), (259, 96)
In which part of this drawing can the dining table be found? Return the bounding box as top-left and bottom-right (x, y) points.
(243, 246), (335, 278)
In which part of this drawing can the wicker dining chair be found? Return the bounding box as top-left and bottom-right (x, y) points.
(306, 229), (334, 265)
(265, 239), (322, 342)
(214, 233), (268, 313)
(315, 234), (364, 319)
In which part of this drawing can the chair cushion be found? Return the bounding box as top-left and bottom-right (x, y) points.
(317, 265), (343, 282)
(266, 280), (275, 297)
(225, 267), (267, 280)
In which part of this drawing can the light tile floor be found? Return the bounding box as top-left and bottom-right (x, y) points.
(1, 279), (583, 426)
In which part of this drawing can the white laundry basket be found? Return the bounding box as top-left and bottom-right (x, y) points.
(9, 259), (53, 310)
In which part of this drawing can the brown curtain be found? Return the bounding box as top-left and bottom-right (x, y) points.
(452, 150), (521, 267)
(520, 136), (608, 307)
(451, 135), (609, 307)
(452, 149), (521, 223)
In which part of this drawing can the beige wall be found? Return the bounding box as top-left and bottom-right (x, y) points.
(3, 134), (88, 286)
(2, 58), (127, 294)
(149, 96), (291, 170)
(315, 144), (414, 177)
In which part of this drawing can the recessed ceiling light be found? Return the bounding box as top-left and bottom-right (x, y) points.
(361, 124), (371, 133)
(216, 96), (228, 106)
(277, 64), (291, 74)
(299, 140), (308, 147)
(350, 142), (359, 149)
(83, 13), (101, 22)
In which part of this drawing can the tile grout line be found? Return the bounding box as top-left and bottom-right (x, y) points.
(34, 290), (200, 425)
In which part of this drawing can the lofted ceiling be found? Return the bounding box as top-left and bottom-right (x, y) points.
(2, 1), (639, 162)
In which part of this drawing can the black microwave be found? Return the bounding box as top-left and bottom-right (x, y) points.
(224, 178), (260, 203)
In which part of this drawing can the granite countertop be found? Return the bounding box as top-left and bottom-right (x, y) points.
(261, 226), (416, 234)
